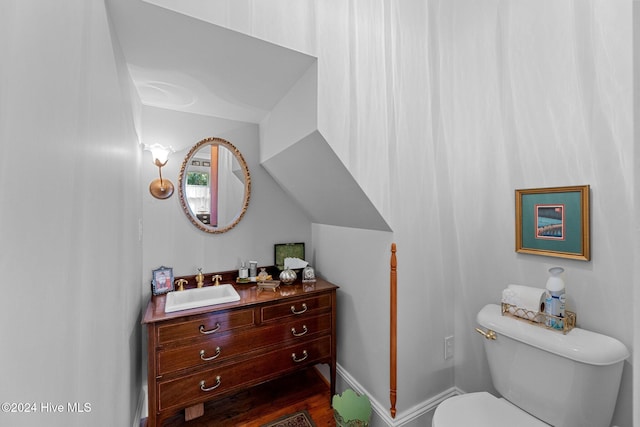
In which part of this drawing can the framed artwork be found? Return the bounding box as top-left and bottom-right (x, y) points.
(274, 242), (305, 271)
(515, 185), (590, 261)
(151, 266), (174, 295)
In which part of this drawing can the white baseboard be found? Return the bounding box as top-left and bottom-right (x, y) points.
(336, 363), (461, 427)
(133, 385), (147, 427)
(134, 365), (459, 427)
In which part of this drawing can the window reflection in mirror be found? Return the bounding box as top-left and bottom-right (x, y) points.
(178, 137), (251, 234)
(186, 170), (210, 224)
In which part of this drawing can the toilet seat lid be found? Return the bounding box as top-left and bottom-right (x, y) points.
(433, 392), (549, 427)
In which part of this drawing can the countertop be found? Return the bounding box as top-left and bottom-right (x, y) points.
(142, 279), (339, 324)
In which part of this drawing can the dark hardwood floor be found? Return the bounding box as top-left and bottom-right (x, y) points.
(141, 367), (336, 427)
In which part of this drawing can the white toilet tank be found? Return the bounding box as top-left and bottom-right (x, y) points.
(477, 304), (629, 427)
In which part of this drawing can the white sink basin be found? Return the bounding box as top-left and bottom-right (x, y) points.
(165, 284), (241, 313)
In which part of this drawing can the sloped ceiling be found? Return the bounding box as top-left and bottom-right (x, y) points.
(262, 131), (391, 231)
(107, 0), (390, 232)
(106, 0), (315, 123)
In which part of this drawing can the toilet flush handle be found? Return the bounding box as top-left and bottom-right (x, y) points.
(475, 327), (497, 340)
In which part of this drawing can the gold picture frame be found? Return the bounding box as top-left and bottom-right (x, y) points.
(515, 185), (590, 261)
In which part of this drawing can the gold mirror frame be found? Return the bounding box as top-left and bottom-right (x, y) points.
(178, 137), (251, 234)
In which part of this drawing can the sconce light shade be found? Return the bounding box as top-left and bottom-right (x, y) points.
(147, 144), (174, 200)
(149, 144), (170, 165)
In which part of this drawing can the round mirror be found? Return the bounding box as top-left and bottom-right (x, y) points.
(178, 137), (251, 233)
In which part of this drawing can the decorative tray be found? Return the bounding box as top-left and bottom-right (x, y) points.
(257, 280), (280, 292)
(501, 303), (576, 334)
(237, 277), (273, 284)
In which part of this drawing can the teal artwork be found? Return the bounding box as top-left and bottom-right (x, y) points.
(516, 186), (590, 261)
(521, 191), (582, 254)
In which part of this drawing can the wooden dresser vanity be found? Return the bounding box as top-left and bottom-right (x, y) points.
(142, 274), (338, 427)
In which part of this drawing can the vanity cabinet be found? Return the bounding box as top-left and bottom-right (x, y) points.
(143, 279), (338, 427)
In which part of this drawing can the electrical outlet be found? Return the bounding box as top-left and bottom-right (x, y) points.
(444, 335), (454, 360)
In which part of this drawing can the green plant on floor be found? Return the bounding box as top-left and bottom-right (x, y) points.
(332, 389), (372, 427)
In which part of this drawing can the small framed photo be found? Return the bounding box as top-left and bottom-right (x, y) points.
(151, 266), (174, 295)
(191, 160), (201, 166)
(274, 242), (305, 271)
(515, 185), (590, 261)
(202, 161), (211, 167)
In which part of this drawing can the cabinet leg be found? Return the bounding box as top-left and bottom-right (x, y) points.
(185, 403), (204, 421)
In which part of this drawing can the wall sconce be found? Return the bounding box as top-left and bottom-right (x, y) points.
(147, 144), (174, 199)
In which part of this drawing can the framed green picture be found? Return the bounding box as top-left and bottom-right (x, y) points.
(515, 185), (590, 261)
(274, 242), (305, 270)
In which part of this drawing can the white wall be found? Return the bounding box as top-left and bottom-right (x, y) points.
(11, 0), (626, 425)
(2, 1), (633, 426)
(260, 64), (318, 162)
(437, 2), (634, 425)
(139, 106), (312, 294)
(0, 1), (143, 426)
(153, 1), (637, 426)
(634, 4), (640, 425)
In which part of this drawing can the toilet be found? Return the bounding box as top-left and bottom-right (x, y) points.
(433, 304), (629, 427)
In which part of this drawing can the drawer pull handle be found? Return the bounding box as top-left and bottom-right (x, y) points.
(199, 323), (221, 335)
(291, 350), (308, 363)
(200, 376), (221, 392)
(291, 325), (308, 337)
(290, 303), (308, 315)
(200, 347), (221, 361)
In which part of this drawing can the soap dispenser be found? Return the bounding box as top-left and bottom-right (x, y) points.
(238, 262), (248, 280)
(544, 267), (566, 329)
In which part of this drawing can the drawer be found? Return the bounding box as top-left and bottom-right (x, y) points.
(156, 309), (255, 345)
(157, 335), (332, 412)
(277, 313), (332, 342)
(261, 293), (332, 322)
(157, 314), (332, 376)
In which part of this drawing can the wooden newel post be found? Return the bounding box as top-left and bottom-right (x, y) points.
(390, 243), (397, 418)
